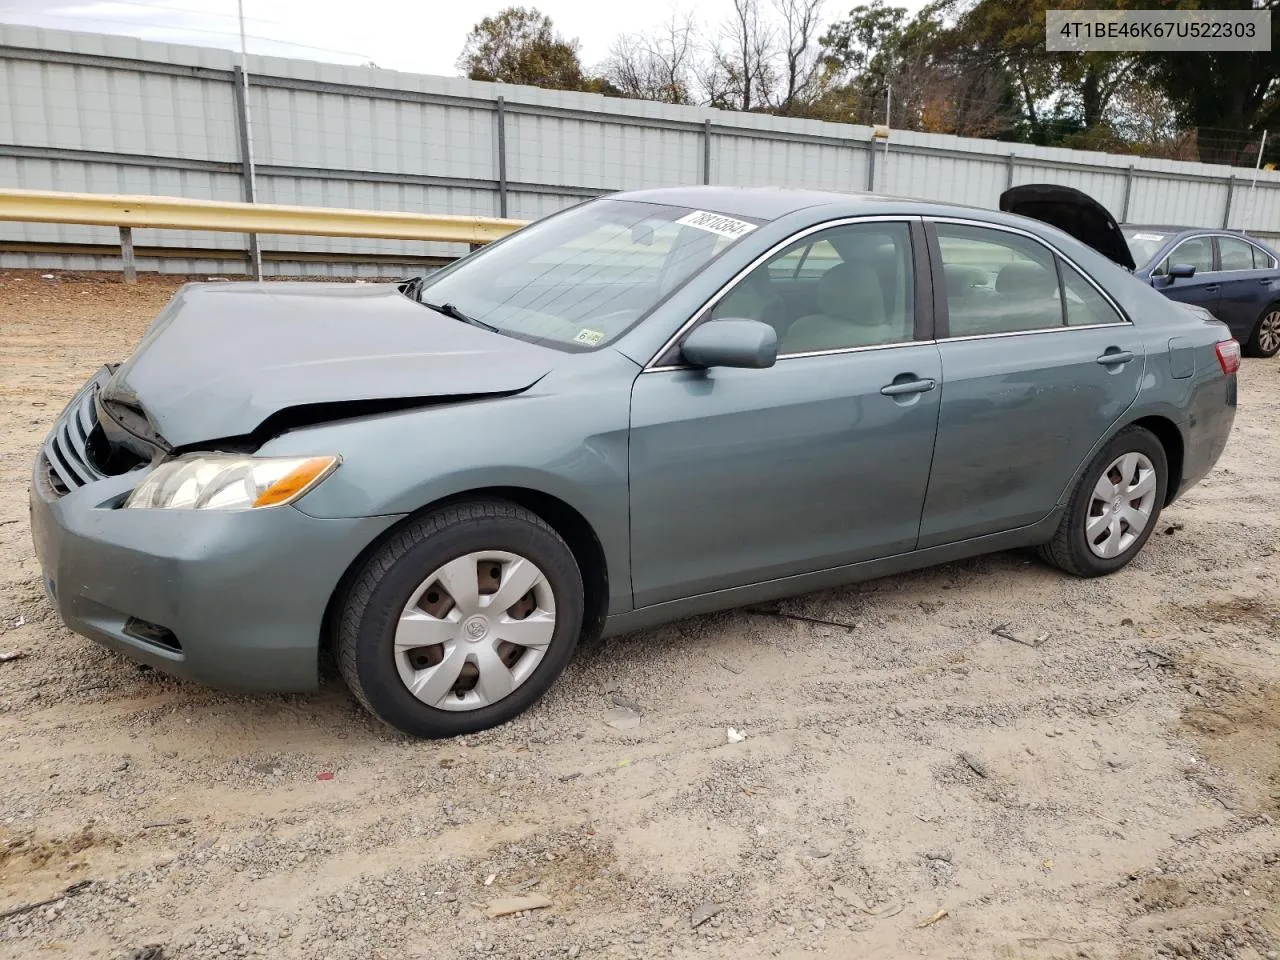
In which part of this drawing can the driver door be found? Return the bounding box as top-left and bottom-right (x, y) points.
(627, 218), (943, 608)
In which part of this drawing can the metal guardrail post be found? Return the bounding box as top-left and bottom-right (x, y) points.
(119, 226), (135, 284)
(496, 96), (508, 219)
(703, 120), (712, 185)
(866, 136), (876, 192)
(1222, 175), (1235, 228)
(1122, 165), (1135, 222)
(232, 65), (263, 280)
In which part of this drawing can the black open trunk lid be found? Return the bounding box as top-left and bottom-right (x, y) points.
(999, 183), (1136, 271)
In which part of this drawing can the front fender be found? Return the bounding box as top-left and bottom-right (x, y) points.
(254, 352), (638, 614)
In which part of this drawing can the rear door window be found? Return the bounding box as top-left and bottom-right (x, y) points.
(1218, 236), (1261, 271)
(934, 224), (1062, 336)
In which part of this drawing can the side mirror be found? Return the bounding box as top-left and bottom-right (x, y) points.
(1168, 263), (1196, 281)
(680, 319), (778, 369)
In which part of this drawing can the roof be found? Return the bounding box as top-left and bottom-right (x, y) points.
(610, 186), (873, 220)
(1121, 224), (1198, 234)
(610, 184), (1005, 224)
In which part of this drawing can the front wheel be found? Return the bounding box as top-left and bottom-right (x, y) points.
(1245, 303), (1280, 359)
(1038, 426), (1168, 577)
(337, 500), (584, 738)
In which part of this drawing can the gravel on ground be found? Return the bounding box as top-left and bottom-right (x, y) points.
(1, 270), (1277, 960)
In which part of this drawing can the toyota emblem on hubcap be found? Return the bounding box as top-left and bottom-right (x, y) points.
(463, 616), (489, 641)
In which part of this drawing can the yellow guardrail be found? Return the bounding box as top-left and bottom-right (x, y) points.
(0, 187), (529, 281)
(0, 187), (527, 243)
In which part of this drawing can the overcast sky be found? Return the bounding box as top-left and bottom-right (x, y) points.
(0, 0), (929, 77)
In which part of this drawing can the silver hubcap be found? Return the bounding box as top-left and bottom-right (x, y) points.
(394, 551), (556, 711)
(1259, 310), (1280, 355)
(1085, 452), (1157, 559)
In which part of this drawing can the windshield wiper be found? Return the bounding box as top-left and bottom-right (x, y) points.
(421, 299), (498, 333)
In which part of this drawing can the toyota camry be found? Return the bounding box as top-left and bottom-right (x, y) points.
(30, 184), (1239, 738)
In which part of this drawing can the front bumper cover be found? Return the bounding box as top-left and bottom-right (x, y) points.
(30, 445), (401, 693)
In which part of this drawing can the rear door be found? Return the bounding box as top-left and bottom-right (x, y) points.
(1152, 235), (1221, 316)
(917, 219), (1144, 548)
(1214, 235), (1277, 339)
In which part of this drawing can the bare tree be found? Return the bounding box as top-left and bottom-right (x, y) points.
(701, 0), (776, 112)
(604, 14), (697, 104)
(771, 0), (825, 115)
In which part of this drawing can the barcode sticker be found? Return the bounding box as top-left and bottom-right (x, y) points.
(674, 210), (758, 240)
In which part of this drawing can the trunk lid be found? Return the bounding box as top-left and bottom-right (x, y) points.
(999, 183), (1137, 270)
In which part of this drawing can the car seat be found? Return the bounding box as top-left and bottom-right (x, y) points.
(781, 261), (901, 352)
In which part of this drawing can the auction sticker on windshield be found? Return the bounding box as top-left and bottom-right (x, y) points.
(675, 211), (758, 240)
(1132, 233), (1167, 242)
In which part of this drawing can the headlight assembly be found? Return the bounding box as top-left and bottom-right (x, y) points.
(123, 454), (339, 510)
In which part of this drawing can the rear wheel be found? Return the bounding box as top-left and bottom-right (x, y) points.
(337, 500), (584, 738)
(1038, 426), (1168, 577)
(1245, 303), (1280, 358)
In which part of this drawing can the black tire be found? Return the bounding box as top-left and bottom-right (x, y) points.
(1244, 302), (1280, 359)
(1038, 426), (1168, 578)
(337, 499), (584, 738)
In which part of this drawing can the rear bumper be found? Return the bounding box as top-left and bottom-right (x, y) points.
(29, 458), (401, 693)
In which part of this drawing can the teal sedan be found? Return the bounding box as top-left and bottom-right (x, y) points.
(30, 186), (1239, 738)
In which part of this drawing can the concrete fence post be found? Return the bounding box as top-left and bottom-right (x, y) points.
(1121, 165), (1135, 222)
(496, 96), (509, 219)
(119, 226), (135, 284)
(231, 65), (263, 280)
(703, 119), (712, 185)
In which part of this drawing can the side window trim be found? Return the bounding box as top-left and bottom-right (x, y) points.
(1217, 234), (1275, 272)
(1255, 241), (1278, 269)
(923, 215), (1132, 340)
(645, 215), (927, 370)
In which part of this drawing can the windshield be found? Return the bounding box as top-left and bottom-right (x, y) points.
(1122, 228), (1171, 269)
(410, 199), (763, 351)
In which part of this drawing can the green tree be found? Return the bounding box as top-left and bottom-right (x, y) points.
(818, 0), (1019, 135)
(1141, 0), (1279, 165)
(458, 7), (590, 90)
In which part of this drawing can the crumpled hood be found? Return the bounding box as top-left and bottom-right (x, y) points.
(102, 281), (557, 447)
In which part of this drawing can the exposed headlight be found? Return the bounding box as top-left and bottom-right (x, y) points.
(123, 454), (340, 510)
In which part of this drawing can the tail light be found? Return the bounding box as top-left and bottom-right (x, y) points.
(1215, 339), (1241, 375)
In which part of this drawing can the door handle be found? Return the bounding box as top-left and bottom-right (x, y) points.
(1095, 349), (1134, 366)
(880, 377), (936, 397)
(1203, 285), (1219, 294)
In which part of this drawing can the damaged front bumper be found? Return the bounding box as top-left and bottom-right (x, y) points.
(29, 371), (402, 693)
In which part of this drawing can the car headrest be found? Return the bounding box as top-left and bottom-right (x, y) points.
(944, 265), (984, 297)
(995, 261), (1055, 297)
(816, 261), (886, 323)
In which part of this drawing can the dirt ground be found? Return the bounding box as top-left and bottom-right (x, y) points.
(1, 270), (1277, 960)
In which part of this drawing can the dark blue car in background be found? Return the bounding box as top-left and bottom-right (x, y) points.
(1121, 226), (1280, 358)
(999, 185), (1280, 360)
